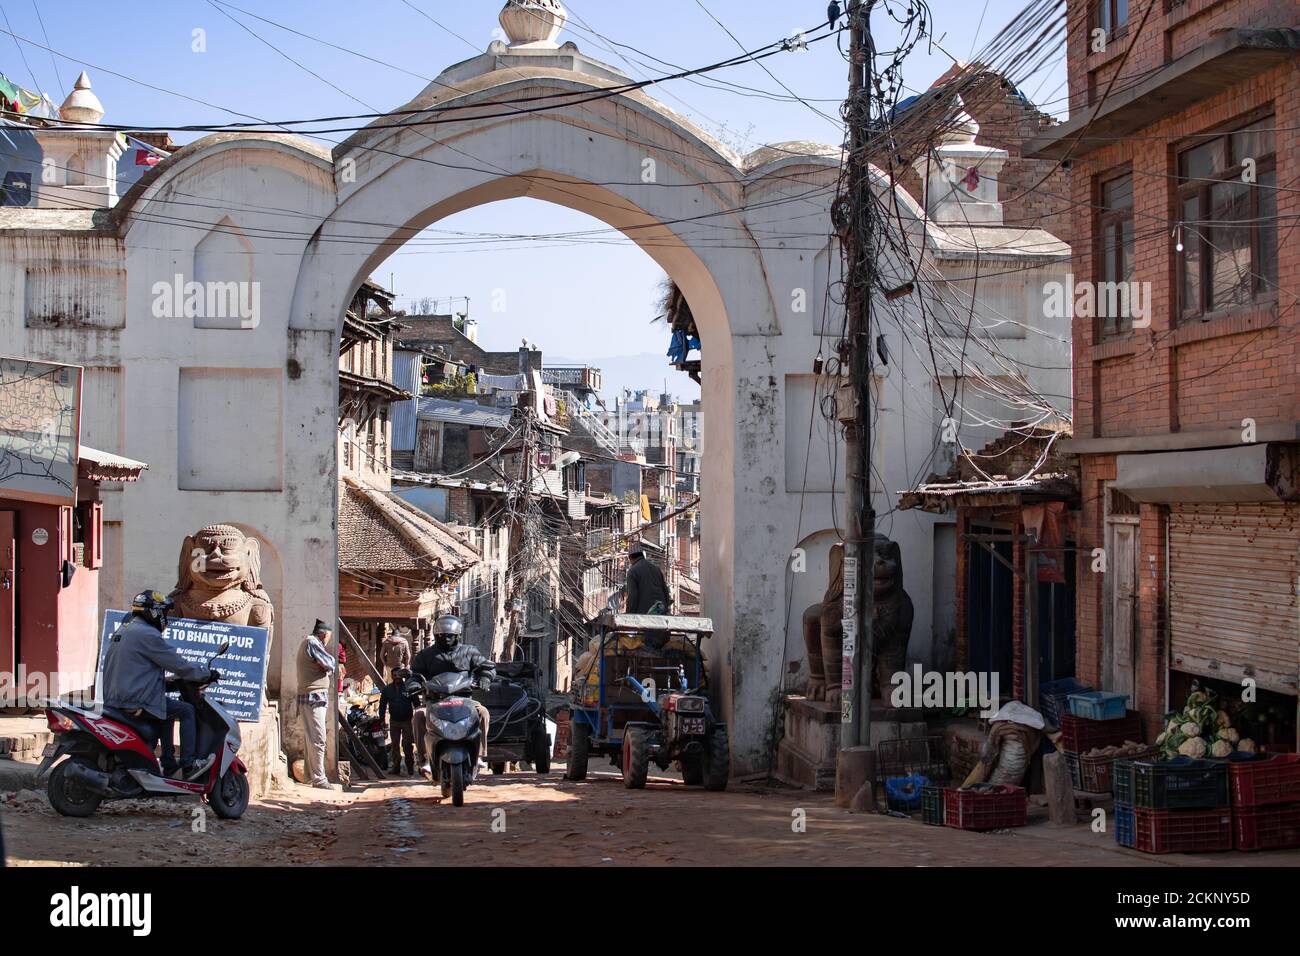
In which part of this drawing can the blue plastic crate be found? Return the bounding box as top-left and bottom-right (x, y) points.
(1113, 758), (1138, 805)
(1068, 691), (1130, 721)
(1114, 802), (1135, 848)
(1039, 678), (1090, 726)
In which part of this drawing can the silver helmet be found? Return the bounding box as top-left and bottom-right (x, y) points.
(432, 614), (464, 649)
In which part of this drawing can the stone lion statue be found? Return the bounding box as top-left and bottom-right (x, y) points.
(169, 524), (275, 631)
(800, 535), (912, 705)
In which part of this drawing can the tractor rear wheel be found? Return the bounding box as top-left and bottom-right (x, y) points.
(565, 721), (590, 781)
(704, 726), (730, 791)
(622, 726), (650, 790)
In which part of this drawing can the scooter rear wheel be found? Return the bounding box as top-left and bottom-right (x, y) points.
(47, 758), (103, 818)
(208, 766), (250, 819)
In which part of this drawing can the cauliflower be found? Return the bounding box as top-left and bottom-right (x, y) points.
(1216, 709), (1232, 729)
(1210, 739), (1233, 758)
(1166, 718), (1180, 734)
(1178, 736), (1208, 758)
(1218, 727), (1241, 744)
(1181, 721), (1202, 737)
(1238, 739), (1257, 753)
(1156, 731), (1168, 745)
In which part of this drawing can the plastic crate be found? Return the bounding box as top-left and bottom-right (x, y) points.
(1059, 711), (1143, 753)
(1133, 807), (1233, 854)
(1114, 802), (1135, 848)
(1228, 754), (1300, 808)
(921, 786), (945, 826)
(1039, 677), (1090, 727)
(1132, 757), (1229, 810)
(1067, 747), (1159, 793)
(1067, 691), (1130, 721)
(1113, 758), (1138, 805)
(1232, 803), (1300, 851)
(943, 785), (1027, 831)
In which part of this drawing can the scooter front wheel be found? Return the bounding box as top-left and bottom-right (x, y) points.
(450, 761), (466, 807)
(47, 758), (103, 817)
(208, 766), (250, 819)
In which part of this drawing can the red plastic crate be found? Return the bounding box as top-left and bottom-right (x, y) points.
(1233, 803), (1300, 852)
(1228, 754), (1300, 808)
(1132, 807), (1233, 855)
(943, 786), (1027, 831)
(1058, 711), (1143, 753)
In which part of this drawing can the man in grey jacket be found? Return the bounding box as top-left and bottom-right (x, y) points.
(101, 590), (215, 780)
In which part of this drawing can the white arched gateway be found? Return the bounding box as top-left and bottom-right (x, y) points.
(103, 29), (844, 773)
(2, 7), (1069, 775)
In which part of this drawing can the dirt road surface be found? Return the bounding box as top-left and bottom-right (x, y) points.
(5, 765), (1299, 866)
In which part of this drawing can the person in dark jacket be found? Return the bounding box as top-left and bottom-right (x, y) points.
(624, 544), (670, 614)
(101, 590), (215, 780)
(410, 615), (495, 773)
(379, 667), (416, 775)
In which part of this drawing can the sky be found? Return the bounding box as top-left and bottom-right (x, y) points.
(1, 1), (1066, 400)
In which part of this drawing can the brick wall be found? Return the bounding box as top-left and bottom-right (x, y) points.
(1065, 1), (1297, 732)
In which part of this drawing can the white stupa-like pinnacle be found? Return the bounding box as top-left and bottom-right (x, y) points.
(498, 0), (568, 49)
(60, 71), (104, 126)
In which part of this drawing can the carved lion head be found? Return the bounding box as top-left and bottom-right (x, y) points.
(175, 524), (263, 594)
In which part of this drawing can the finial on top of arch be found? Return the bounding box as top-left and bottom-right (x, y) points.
(499, 0), (568, 50)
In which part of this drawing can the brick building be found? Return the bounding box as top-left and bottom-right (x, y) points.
(1027, 0), (1299, 745)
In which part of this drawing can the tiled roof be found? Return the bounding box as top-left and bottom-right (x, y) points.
(338, 478), (479, 574)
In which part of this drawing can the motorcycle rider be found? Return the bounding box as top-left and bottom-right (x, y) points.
(100, 590), (217, 781)
(410, 615), (495, 776)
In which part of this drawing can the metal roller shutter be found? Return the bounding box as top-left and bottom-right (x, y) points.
(1168, 503), (1299, 696)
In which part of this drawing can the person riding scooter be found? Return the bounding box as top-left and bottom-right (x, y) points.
(101, 590), (218, 781)
(410, 615), (495, 775)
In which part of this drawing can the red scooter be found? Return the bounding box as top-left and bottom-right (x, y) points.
(38, 641), (250, 819)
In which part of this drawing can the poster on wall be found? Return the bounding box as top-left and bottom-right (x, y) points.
(98, 611), (269, 722)
(0, 356), (82, 505)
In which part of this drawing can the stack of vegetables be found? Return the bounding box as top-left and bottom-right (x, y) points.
(1156, 687), (1256, 760)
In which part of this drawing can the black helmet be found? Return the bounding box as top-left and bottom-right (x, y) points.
(432, 614), (463, 650)
(131, 589), (174, 632)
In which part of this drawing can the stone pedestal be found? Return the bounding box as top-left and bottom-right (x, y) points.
(240, 702), (292, 798)
(775, 696), (931, 791)
(775, 696), (839, 791)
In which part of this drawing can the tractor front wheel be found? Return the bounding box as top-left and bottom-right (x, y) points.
(621, 726), (650, 790)
(565, 720), (590, 781)
(704, 726), (730, 791)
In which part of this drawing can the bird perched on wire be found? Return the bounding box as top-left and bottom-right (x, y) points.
(827, 1), (842, 26)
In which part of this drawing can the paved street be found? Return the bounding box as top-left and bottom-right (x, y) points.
(6, 765), (1297, 867)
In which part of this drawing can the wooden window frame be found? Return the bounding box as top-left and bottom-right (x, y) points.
(1094, 167), (1135, 339)
(1175, 111), (1277, 323)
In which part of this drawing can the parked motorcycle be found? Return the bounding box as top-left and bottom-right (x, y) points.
(408, 671), (482, 807)
(38, 642), (250, 819)
(345, 698), (389, 771)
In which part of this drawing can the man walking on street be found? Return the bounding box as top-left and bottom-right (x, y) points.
(297, 619), (337, 788)
(379, 667), (416, 776)
(625, 543), (670, 615)
(380, 625), (412, 680)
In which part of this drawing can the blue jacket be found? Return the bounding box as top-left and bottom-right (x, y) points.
(101, 615), (210, 720)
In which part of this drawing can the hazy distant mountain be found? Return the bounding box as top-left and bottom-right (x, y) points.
(548, 352), (701, 405)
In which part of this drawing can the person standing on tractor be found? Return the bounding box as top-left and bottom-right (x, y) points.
(410, 615), (495, 775)
(624, 543), (670, 615)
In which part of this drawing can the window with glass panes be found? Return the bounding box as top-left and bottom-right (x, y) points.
(1177, 117), (1277, 321)
(1092, 0), (1128, 36)
(1096, 171), (1135, 336)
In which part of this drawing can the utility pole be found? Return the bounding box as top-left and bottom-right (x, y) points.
(503, 402), (536, 662)
(835, 0), (877, 811)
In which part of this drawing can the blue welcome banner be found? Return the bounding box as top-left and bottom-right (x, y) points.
(99, 611), (269, 722)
